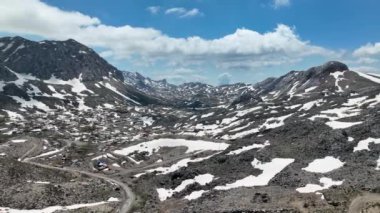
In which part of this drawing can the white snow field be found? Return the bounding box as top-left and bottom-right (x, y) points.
(98, 81), (140, 105)
(135, 153), (218, 177)
(10, 139), (27, 143)
(223, 113), (293, 140)
(156, 174), (214, 201)
(3, 110), (24, 120)
(215, 158), (294, 190)
(184, 190), (209, 200)
(353, 137), (380, 152)
(309, 104), (364, 129)
(325, 121), (363, 129)
(114, 138), (229, 156)
(10, 96), (51, 112)
(354, 71), (380, 84)
(44, 74), (94, 95)
(227, 140), (270, 155)
(302, 156), (344, 173)
(296, 177), (344, 193)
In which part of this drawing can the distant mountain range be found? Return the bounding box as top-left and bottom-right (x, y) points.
(1, 36), (380, 112)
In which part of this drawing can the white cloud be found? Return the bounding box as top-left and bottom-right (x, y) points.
(349, 43), (380, 73)
(181, 8), (202, 18)
(0, 0), (337, 71)
(147, 6), (160, 15)
(353, 43), (380, 57)
(355, 57), (378, 64)
(351, 66), (379, 73)
(165, 7), (202, 18)
(165, 7), (186, 15)
(0, 0), (100, 36)
(273, 0), (291, 9)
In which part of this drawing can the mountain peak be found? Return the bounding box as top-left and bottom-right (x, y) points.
(0, 36), (122, 82)
(321, 61), (349, 73)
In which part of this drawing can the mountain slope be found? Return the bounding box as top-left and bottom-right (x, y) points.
(1, 36), (380, 213)
(0, 44), (380, 213)
(0, 36), (161, 113)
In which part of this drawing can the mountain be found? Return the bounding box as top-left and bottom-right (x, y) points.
(1, 36), (380, 213)
(123, 61), (380, 109)
(123, 71), (256, 108)
(0, 36), (161, 113)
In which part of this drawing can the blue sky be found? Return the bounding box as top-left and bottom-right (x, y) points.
(1, 0), (380, 85)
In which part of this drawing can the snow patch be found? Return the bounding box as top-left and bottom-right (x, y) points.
(156, 174), (214, 201)
(107, 197), (119, 202)
(11, 96), (50, 112)
(354, 71), (380, 84)
(99, 82), (140, 105)
(325, 121), (362, 129)
(215, 158), (294, 190)
(3, 110), (24, 120)
(141, 116), (154, 127)
(136, 153), (217, 177)
(11, 139), (27, 143)
(300, 99), (325, 111)
(330, 71), (345, 92)
(305, 86), (318, 93)
(296, 177), (343, 193)
(302, 156), (344, 173)
(353, 137), (380, 152)
(103, 103), (114, 109)
(44, 74), (94, 96)
(184, 190), (209, 201)
(114, 138), (229, 156)
(227, 141), (270, 155)
(201, 112), (214, 118)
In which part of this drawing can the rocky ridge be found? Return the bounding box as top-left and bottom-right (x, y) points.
(0, 36), (380, 212)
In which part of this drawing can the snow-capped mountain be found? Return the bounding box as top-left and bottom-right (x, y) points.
(1, 36), (380, 213)
(0, 36), (161, 112)
(123, 71), (256, 107)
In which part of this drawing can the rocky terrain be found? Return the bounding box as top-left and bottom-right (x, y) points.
(0, 36), (379, 212)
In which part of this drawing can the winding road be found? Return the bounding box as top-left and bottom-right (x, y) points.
(15, 138), (212, 212)
(19, 138), (136, 213)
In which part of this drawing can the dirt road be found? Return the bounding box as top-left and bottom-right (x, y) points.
(19, 138), (136, 213)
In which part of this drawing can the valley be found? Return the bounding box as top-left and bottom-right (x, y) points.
(0, 37), (379, 212)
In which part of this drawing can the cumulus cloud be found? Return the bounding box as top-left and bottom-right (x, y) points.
(218, 73), (232, 85)
(147, 6), (160, 15)
(0, 0), (337, 71)
(165, 7), (202, 18)
(349, 43), (380, 73)
(351, 66), (379, 73)
(353, 43), (380, 57)
(355, 57), (378, 64)
(0, 0), (100, 36)
(273, 0), (291, 9)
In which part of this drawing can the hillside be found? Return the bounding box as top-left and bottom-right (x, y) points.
(0, 37), (380, 213)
